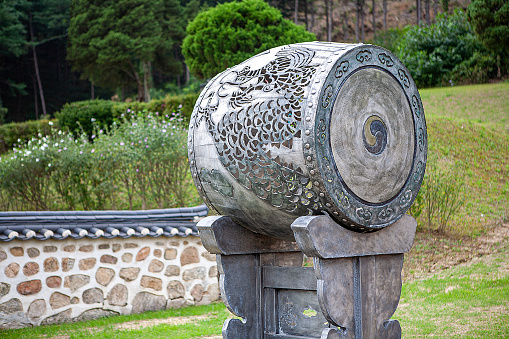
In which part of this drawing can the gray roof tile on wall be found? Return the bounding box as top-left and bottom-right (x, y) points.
(0, 205), (208, 241)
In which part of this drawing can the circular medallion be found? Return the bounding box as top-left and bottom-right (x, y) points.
(329, 67), (415, 204)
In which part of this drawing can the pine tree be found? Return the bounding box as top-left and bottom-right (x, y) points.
(68, 0), (183, 102)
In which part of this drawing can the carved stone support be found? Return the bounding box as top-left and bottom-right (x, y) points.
(197, 215), (416, 339)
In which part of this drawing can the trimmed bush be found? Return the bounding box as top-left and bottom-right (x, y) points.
(0, 119), (59, 154)
(55, 100), (116, 136)
(182, 0), (317, 79)
(56, 93), (200, 137)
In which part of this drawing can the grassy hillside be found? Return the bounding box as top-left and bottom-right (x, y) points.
(418, 83), (509, 236)
(396, 240), (509, 338)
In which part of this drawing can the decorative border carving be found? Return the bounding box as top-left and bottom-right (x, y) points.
(303, 45), (427, 231)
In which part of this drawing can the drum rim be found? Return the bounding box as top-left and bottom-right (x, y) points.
(303, 44), (427, 231)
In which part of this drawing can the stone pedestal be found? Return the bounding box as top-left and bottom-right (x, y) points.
(197, 215), (416, 339)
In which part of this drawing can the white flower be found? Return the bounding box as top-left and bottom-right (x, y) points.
(36, 158), (39, 162)
(48, 163), (51, 167)
(48, 121), (53, 125)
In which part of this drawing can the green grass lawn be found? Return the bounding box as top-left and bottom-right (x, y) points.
(420, 82), (509, 125)
(396, 242), (509, 338)
(419, 83), (509, 236)
(0, 303), (230, 339)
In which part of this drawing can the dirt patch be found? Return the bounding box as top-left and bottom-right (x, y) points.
(114, 315), (209, 331)
(403, 219), (509, 282)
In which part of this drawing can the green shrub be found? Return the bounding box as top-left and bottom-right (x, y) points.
(371, 28), (405, 53)
(449, 51), (498, 85)
(411, 156), (466, 234)
(0, 111), (200, 211)
(55, 94), (200, 138)
(56, 100), (115, 136)
(182, 0), (317, 79)
(0, 119), (59, 154)
(395, 10), (487, 87)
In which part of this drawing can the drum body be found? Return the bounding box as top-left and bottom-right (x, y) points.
(188, 42), (427, 240)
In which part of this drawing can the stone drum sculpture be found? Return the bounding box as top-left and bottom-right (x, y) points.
(189, 42), (426, 239)
(190, 42), (427, 339)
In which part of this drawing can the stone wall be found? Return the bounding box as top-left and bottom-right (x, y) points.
(0, 236), (218, 329)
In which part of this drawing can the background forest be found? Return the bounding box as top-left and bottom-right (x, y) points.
(1, 0), (507, 124)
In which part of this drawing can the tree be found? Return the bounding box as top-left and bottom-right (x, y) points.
(182, 0), (316, 79)
(467, 0), (509, 77)
(0, 0), (28, 58)
(68, 0), (184, 102)
(0, 0), (29, 110)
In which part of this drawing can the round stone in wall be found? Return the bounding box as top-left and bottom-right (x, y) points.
(201, 252), (216, 262)
(209, 266), (218, 278)
(49, 292), (70, 310)
(17, 280), (42, 295)
(166, 298), (185, 309)
(164, 265), (180, 277)
(78, 258), (96, 270)
(119, 267), (140, 282)
(27, 248), (40, 258)
(106, 284), (128, 306)
(191, 284), (204, 302)
(62, 258), (75, 272)
(140, 276), (162, 291)
(164, 248), (177, 260)
(131, 292), (166, 314)
(207, 283), (220, 301)
(27, 299), (46, 319)
(79, 245), (93, 252)
(136, 247), (150, 261)
(83, 288), (104, 304)
(63, 245), (75, 252)
(100, 255), (118, 264)
(43, 257), (59, 272)
(43, 246), (57, 253)
(96, 267), (115, 286)
(9, 247), (24, 256)
(180, 247), (199, 266)
(23, 262), (39, 276)
(148, 259), (164, 273)
(0, 298), (23, 314)
(0, 283), (10, 298)
(122, 253), (133, 263)
(5, 263), (20, 278)
(167, 281), (185, 299)
(182, 267), (206, 281)
(64, 274), (90, 293)
(46, 276), (62, 288)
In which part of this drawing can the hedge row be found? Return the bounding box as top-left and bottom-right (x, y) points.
(0, 92), (200, 153)
(56, 93), (200, 137)
(0, 119), (59, 154)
